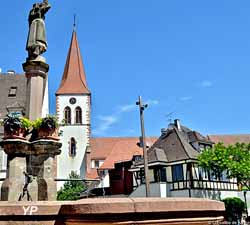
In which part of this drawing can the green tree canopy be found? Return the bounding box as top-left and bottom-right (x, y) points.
(198, 142), (250, 189)
(57, 171), (86, 201)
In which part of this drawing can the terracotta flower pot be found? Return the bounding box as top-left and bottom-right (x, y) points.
(36, 128), (59, 141)
(3, 128), (26, 140)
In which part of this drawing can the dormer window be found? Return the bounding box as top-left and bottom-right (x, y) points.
(8, 87), (17, 97)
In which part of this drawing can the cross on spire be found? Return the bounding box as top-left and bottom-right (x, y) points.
(73, 14), (76, 30)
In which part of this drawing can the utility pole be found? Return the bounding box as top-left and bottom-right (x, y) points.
(136, 96), (150, 197)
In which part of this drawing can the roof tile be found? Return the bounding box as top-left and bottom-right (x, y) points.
(208, 134), (250, 145)
(86, 137), (157, 179)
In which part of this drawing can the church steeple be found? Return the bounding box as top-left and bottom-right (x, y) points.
(56, 28), (91, 188)
(56, 30), (90, 95)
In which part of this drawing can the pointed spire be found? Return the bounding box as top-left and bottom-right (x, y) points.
(56, 30), (90, 95)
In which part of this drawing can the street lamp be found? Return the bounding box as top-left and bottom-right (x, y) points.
(136, 96), (150, 197)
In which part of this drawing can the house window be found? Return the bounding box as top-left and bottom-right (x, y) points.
(140, 169), (145, 184)
(64, 106), (71, 124)
(199, 144), (205, 151)
(172, 164), (184, 182)
(94, 160), (99, 168)
(75, 106), (82, 124)
(69, 138), (76, 157)
(153, 168), (167, 182)
(198, 167), (209, 180)
(220, 170), (229, 181)
(8, 87), (17, 97)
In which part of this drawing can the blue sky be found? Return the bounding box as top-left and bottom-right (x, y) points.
(1, 0), (250, 137)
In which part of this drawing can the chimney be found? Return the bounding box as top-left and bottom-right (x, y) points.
(174, 119), (181, 131)
(161, 128), (168, 135)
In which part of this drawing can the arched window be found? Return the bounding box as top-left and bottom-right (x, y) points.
(75, 106), (82, 124)
(64, 106), (71, 124)
(69, 138), (76, 157)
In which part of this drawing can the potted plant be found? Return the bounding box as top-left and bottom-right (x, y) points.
(34, 115), (59, 140)
(2, 115), (25, 139)
(20, 117), (32, 136)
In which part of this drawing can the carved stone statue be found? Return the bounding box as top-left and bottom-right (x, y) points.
(26, 0), (51, 61)
(18, 172), (33, 201)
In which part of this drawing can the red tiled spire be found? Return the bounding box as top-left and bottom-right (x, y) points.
(56, 30), (90, 95)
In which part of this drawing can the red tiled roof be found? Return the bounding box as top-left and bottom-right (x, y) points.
(89, 138), (120, 160)
(86, 169), (99, 180)
(85, 137), (157, 179)
(56, 30), (90, 95)
(208, 134), (250, 145)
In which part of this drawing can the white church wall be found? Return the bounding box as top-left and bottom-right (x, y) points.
(56, 94), (90, 190)
(57, 95), (90, 127)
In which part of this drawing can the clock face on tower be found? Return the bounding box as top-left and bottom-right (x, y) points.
(69, 97), (76, 105)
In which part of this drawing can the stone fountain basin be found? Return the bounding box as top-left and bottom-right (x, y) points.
(0, 139), (61, 156)
(0, 198), (224, 225)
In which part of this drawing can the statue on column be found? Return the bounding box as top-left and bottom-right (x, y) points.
(26, 0), (51, 61)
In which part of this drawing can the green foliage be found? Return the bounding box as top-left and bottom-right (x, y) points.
(20, 117), (32, 131)
(33, 118), (43, 129)
(41, 115), (59, 130)
(222, 197), (246, 222)
(60, 119), (66, 126)
(57, 171), (86, 201)
(198, 143), (250, 188)
(32, 115), (58, 130)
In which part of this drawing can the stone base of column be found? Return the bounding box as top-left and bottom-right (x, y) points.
(1, 157), (26, 201)
(0, 139), (61, 201)
(43, 157), (57, 201)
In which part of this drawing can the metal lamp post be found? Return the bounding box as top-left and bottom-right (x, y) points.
(136, 96), (150, 197)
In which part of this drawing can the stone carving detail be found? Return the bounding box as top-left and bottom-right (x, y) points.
(18, 172), (33, 201)
(26, 0), (51, 61)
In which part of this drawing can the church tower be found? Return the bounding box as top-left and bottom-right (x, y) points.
(56, 29), (91, 188)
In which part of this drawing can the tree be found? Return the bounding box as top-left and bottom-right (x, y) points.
(198, 143), (250, 189)
(222, 197), (246, 223)
(57, 171), (86, 201)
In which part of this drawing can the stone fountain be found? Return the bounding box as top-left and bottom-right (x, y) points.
(0, 0), (61, 202)
(0, 1), (225, 224)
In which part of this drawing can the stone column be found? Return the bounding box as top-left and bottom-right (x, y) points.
(22, 60), (49, 121)
(42, 156), (57, 201)
(1, 156), (26, 201)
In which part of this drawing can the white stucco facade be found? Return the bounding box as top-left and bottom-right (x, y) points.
(56, 94), (90, 190)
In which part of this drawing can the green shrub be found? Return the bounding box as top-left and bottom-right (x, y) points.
(222, 197), (246, 222)
(57, 171), (86, 201)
